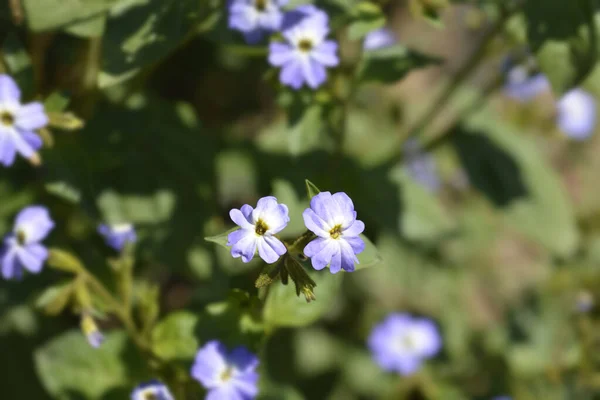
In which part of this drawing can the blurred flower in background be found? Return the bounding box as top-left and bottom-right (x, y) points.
(80, 314), (104, 349)
(97, 223), (136, 251)
(363, 27), (397, 50)
(368, 313), (442, 375)
(403, 139), (441, 192)
(556, 89), (597, 140)
(1, 206), (54, 280)
(0, 74), (48, 166)
(191, 340), (259, 400)
(228, 0), (288, 43)
(131, 380), (174, 400)
(502, 56), (550, 102)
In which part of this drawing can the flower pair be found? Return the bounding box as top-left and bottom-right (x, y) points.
(227, 191), (365, 273)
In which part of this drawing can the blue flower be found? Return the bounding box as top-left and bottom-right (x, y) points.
(191, 340), (259, 400)
(268, 8), (339, 89)
(363, 27), (396, 50)
(368, 313), (442, 376)
(227, 196), (289, 264)
(302, 192), (365, 273)
(229, 0), (288, 44)
(98, 223), (136, 251)
(557, 89), (596, 140)
(0, 74), (48, 166)
(131, 380), (174, 400)
(81, 314), (104, 349)
(1, 206), (54, 280)
(403, 139), (440, 192)
(502, 57), (549, 102)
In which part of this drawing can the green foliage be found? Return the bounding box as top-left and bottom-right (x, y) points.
(358, 45), (442, 84)
(151, 311), (199, 361)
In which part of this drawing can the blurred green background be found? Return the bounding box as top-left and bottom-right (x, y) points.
(2, 0), (600, 399)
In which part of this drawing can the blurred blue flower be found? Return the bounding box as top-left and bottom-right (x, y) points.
(363, 27), (396, 50)
(191, 340), (259, 400)
(302, 192), (365, 273)
(1, 206), (54, 280)
(228, 0), (288, 44)
(403, 139), (440, 192)
(368, 313), (442, 375)
(98, 223), (136, 251)
(268, 8), (339, 89)
(0, 74), (48, 166)
(81, 314), (104, 349)
(131, 380), (174, 400)
(557, 89), (597, 140)
(492, 397), (511, 400)
(227, 196), (289, 263)
(502, 57), (549, 102)
(280, 4), (327, 30)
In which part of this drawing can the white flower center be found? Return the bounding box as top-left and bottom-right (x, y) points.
(0, 110), (14, 127)
(16, 229), (26, 246)
(111, 223), (133, 233)
(254, 0), (269, 11)
(329, 224), (343, 240)
(220, 366), (234, 382)
(298, 38), (314, 53)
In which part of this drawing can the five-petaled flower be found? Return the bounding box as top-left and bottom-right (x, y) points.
(368, 313), (442, 376)
(1, 205), (54, 280)
(131, 380), (174, 400)
(557, 88), (597, 140)
(268, 7), (339, 89)
(363, 27), (396, 50)
(0, 74), (48, 166)
(229, 0), (288, 44)
(191, 340), (259, 400)
(227, 196), (289, 263)
(98, 223), (137, 251)
(302, 191), (365, 273)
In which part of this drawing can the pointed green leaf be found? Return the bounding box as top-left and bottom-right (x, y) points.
(205, 227), (238, 250)
(355, 234), (382, 270)
(305, 179), (321, 199)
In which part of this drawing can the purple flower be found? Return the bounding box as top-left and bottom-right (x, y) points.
(302, 192), (365, 273)
(131, 380), (174, 400)
(1, 206), (54, 280)
(0, 74), (48, 166)
(98, 223), (136, 251)
(363, 27), (396, 50)
(403, 139), (440, 192)
(368, 313), (442, 376)
(191, 340), (259, 400)
(229, 0), (288, 44)
(268, 8), (339, 89)
(227, 196), (289, 264)
(557, 89), (596, 140)
(81, 314), (104, 349)
(502, 56), (549, 102)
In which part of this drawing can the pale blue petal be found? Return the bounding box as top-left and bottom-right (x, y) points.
(343, 220), (364, 237)
(268, 43), (296, 66)
(191, 340), (228, 388)
(301, 58), (327, 89)
(344, 235), (365, 254)
(15, 206), (54, 243)
(302, 208), (330, 237)
(227, 229), (247, 246)
(312, 40), (339, 66)
(339, 239), (358, 272)
(0, 132), (17, 166)
(230, 208), (254, 229)
(0, 74), (20, 102)
(280, 60), (305, 89)
(15, 102), (48, 130)
(231, 233), (257, 263)
(264, 235), (286, 257)
(16, 245), (45, 273)
(257, 237), (281, 264)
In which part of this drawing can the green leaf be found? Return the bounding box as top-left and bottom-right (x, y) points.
(347, 2), (386, 41)
(358, 45), (442, 84)
(151, 311), (199, 362)
(97, 189), (176, 225)
(64, 14), (107, 37)
(305, 179), (321, 199)
(272, 180), (306, 237)
(22, 0), (117, 32)
(35, 282), (74, 316)
(45, 181), (81, 204)
(47, 248), (84, 274)
(205, 227), (238, 250)
(524, 0), (598, 94)
(263, 268), (342, 329)
(43, 92), (71, 113)
(34, 330), (130, 399)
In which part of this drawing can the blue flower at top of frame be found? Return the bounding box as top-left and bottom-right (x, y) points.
(1, 206), (54, 280)
(268, 7), (339, 89)
(368, 313), (442, 376)
(98, 223), (137, 251)
(228, 0), (288, 44)
(131, 380), (174, 400)
(557, 88), (597, 140)
(227, 196), (289, 264)
(0, 74), (48, 166)
(191, 340), (259, 400)
(363, 27), (397, 50)
(302, 192), (365, 273)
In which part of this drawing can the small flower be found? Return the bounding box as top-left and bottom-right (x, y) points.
(403, 139), (440, 192)
(502, 56), (549, 102)
(229, 0), (288, 44)
(1, 206), (54, 280)
(268, 8), (339, 89)
(81, 314), (104, 349)
(227, 196), (289, 263)
(557, 89), (596, 140)
(302, 191), (365, 273)
(98, 223), (136, 251)
(363, 27), (396, 50)
(131, 380), (174, 400)
(0, 74), (48, 166)
(191, 340), (259, 400)
(368, 313), (442, 376)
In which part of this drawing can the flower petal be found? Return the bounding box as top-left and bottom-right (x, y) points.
(230, 208), (254, 230)
(268, 43), (296, 66)
(343, 219), (364, 237)
(15, 102), (48, 130)
(301, 58), (327, 89)
(264, 235), (287, 257)
(331, 192), (356, 227)
(256, 237), (281, 264)
(302, 208), (330, 237)
(304, 237), (329, 258)
(310, 239), (339, 271)
(280, 60), (305, 89)
(309, 192), (336, 226)
(227, 229), (247, 246)
(15, 245), (45, 273)
(0, 132), (17, 166)
(206, 385), (241, 400)
(15, 206), (54, 243)
(230, 233), (257, 263)
(0, 74), (21, 103)
(229, 346), (259, 371)
(312, 40), (339, 66)
(1, 248), (19, 279)
(343, 235), (365, 255)
(20, 131), (43, 151)
(191, 340), (229, 389)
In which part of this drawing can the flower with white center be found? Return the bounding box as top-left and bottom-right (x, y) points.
(131, 380), (174, 400)
(557, 88), (596, 140)
(368, 313), (442, 375)
(227, 196), (289, 264)
(1, 206), (54, 280)
(229, 0), (288, 43)
(302, 191), (365, 273)
(191, 340), (259, 400)
(363, 27), (397, 50)
(98, 223), (137, 251)
(0, 74), (48, 166)
(268, 7), (339, 89)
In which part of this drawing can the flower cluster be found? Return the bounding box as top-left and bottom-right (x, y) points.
(227, 191), (365, 273)
(228, 1), (339, 89)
